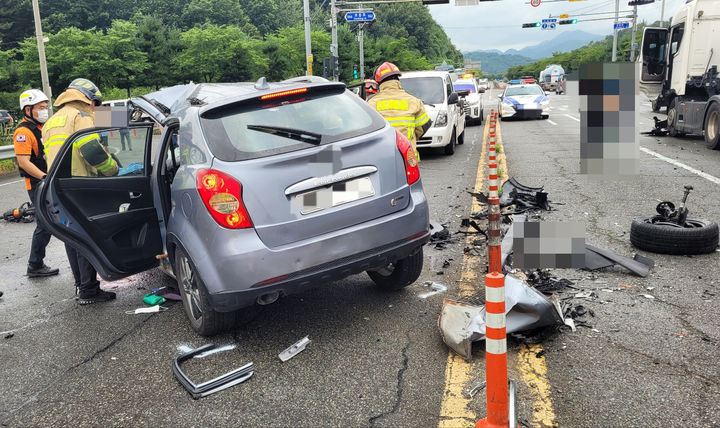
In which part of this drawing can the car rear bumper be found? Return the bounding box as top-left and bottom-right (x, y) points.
(500, 106), (545, 119)
(169, 183), (430, 312)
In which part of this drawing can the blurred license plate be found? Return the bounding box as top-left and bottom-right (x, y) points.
(294, 177), (375, 215)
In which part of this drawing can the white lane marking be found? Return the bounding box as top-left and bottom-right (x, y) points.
(557, 105), (568, 110)
(0, 179), (23, 187)
(564, 114), (581, 122)
(546, 119), (558, 126)
(640, 146), (720, 185)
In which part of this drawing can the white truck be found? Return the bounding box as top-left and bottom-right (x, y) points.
(639, 0), (720, 149)
(539, 64), (565, 91)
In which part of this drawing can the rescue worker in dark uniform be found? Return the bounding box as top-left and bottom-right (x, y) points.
(44, 78), (118, 304)
(13, 89), (60, 278)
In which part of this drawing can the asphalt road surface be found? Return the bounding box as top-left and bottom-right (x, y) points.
(1, 88), (718, 427)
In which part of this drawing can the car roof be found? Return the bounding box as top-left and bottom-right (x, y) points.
(400, 70), (449, 79)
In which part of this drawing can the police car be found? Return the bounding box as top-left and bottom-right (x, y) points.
(498, 83), (550, 120)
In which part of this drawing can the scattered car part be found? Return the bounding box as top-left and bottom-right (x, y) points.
(465, 381), (486, 399)
(630, 186), (719, 254)
(500, 214), (527, 269)
(125, 305), (168, 314)
(173, 344), (253, 399)
(641, 116), (669, 136)
(439, 275), (563, 360)
(585, 244), (653, 277)
(499, 177), (550, 211)
(2, 202), (35, 223)
(279, 336), (311, 362)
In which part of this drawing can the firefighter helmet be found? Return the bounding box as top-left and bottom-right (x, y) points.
(364, 79), (379, 95)
(19, 89), (49, 110)
(374, 62), (401, 84)
(67, 78), (103, 106)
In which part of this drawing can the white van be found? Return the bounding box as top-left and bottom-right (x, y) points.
(400, 70), (466, 155)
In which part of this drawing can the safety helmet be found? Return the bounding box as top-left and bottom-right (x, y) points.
(19, 89), (49, 110)
(364, 79), (379, 95)
(374, 62), (401, 84)
(67, 78), (103, 106)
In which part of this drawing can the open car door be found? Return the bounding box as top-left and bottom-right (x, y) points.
(36, 122), (163, 281)
(639, 27), (669, 101)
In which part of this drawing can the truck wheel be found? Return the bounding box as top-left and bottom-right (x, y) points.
(667, 99), (684, 137)
(367, 247), (424, 291)
(651, 98), (660, 113)
(444, 129), (456, 155)
(630, 216), (719, 255)
(176, 247), (236, 336)
(704, 102), (720, 150)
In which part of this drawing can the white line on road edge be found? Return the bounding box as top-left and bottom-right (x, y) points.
(0, 179), (23, 187)
(564, 114), (581, 122)
(640, 146), (720, 185)
(546, 119), (558, 126)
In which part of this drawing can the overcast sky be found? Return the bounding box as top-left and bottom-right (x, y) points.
(427, 0), (686, 52)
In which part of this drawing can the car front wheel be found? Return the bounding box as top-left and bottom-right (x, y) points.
(175, 246), (236, 336)
(367, 247), (424, 291)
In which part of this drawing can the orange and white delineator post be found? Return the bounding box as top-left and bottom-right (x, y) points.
(475, 272), (509, 428)
(487, 196), (502, 273)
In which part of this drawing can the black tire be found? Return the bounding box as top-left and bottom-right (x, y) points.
(541, 114), (549, 119)
(704, 102), (720, 150)
(367, 247), (424, 291)
(175, 247), (236, 336)
(444, 129), (456, 155)
(630, 216), (719, 255)
(651, 98), (660, 113)
(667, 98), (683, 137)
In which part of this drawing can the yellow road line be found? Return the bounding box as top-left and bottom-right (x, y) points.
(495, 122), (557, 428)
(439, 117), (489, 428)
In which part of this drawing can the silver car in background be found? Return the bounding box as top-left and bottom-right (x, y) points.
(39, 77), (430, 335)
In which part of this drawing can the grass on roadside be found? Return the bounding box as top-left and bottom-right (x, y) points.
(0, 159), (17, 173)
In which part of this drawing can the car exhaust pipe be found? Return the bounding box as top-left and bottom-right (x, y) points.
(256, 291), (280, 306)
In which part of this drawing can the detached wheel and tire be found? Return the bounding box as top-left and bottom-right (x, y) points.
(667, 99), (684, 137)
(630, 216), (719, 255)
(444, 129), (456, 155)
(367, 248), (424, 291)
(176, 247), (236, 336)
(704, 102), (720, 150)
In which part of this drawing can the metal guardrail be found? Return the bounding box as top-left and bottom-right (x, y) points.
(0, 145), (15, 161)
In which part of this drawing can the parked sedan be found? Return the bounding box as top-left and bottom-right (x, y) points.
(38, 77), (430, 335)
(498, 84), (550, 120)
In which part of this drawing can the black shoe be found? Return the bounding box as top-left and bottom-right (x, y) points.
(27, 264), (60, 278)
(77, 289), (116, 305)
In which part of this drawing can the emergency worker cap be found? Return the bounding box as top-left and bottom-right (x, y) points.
(374, 62), (401, 84)
(67, 78), (103, 106)
(19, 89), (49, 110)
(364, 79), (379, 94)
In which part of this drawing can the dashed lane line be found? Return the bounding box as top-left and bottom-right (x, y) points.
(546, 119), (557, 126)
(640, 146), (720, 185)
(564, 114), (581, 122)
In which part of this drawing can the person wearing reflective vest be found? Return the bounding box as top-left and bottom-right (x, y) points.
(367, 62), (431, 157)
(13, 89), (60, 278)
(43, 78), (118, 305)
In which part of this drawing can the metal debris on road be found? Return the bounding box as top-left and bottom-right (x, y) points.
(279, 336), (311, 362)
(173, 344), (253, 399)
(465, 381), (486, 398)
(499, 177), (550, 212)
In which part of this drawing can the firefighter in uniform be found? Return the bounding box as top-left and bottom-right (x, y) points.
(367, 62), (431, 158)
(364, 79), (379, 100)
(13, 89), (60, 278)
(43, 78), (119, 305)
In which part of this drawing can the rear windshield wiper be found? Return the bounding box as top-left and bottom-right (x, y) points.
(247, 124), (322, 145)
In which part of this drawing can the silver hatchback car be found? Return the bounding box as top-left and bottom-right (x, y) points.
(38, 77), (430, 335)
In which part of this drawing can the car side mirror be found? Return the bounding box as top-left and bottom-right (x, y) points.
(448, 92), (459, 104)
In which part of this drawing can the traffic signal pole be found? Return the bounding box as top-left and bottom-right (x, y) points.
(330, 0), (339, 81)
(358, 22), (365, 80)
(304, 0), (313, 75)
(31, 0), (52, 112)
(629, 4), (638, 62)
(612, 0), (619, 62)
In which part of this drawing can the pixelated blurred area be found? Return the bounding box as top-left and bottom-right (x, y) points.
(95, 105), (130, 128)
(512, 221), (586, 269)
(578, 62), (639, 178)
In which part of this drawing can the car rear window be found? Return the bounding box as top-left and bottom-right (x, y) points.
(453, 83), (476, 93)
(201, 90), (385, 161)
(400, 77), (445, 105)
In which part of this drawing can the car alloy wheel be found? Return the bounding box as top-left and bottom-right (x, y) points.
(178, 252), (203, 322)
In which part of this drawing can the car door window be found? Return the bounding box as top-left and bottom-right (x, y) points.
(71, 127), (151, 177)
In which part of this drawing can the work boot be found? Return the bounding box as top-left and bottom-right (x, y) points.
(77, 289), (116, 305)
(27, 264), (60, 278)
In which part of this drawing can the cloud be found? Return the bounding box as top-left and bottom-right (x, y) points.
(428, 0), (685, 53)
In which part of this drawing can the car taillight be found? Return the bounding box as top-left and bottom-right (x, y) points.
(196, 169), (253, 229)
(395, 130), (420, 185)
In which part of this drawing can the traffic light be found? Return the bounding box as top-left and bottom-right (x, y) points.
(353, 65), (359, 79)
(522, 22), (541, 28)
(628, 0), (654, 5)
(422, 0), (450, 4)
(323, 57), (330, 78)
(559, 19), (578, 25)
(330, 56), (339, 78)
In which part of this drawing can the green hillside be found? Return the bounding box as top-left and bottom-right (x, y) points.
(463, 51), (534, 75)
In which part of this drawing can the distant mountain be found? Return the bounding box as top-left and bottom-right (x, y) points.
(463, 51), (534, 75)
(509, 30), (605, 59)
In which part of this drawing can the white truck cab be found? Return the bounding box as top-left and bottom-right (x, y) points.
(400, 70), (466, 155)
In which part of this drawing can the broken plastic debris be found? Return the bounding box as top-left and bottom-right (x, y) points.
(465, 381), (486, 398)
(418, 281), (448, 299)
(642, 294), (655, 300)
(279, 336), (311, 362)
(125, 305), (168, 314)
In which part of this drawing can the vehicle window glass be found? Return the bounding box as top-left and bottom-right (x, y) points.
(670, 25), (684, 55)
(504, 86), (544, 96)
(453, 83), (476, 93)
(70, 127), (150, 177)
(399, 77), (445, 105)
(201, 91), (384, 162)
(446, 78), (453, 96)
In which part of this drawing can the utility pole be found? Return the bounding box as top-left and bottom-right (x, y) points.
(330, 0), (339, 81)
(660, 0), (666, 26)
(303, 0), (313, 75)
(629, 4), (638, 62)
(611, 0), (620, 62)
(31, 0), (52, 112)
(358, 22), (365, 81)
